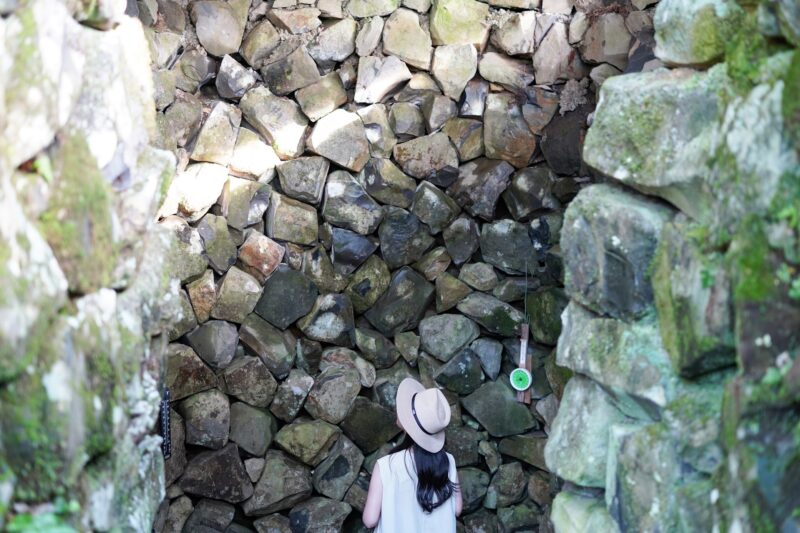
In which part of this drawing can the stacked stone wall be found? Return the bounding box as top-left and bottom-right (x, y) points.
(546, 1), (800, 531)
(0, 0), (188, 530)
(137, 0), (664, 531)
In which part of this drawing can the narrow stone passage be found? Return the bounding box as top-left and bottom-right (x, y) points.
(0, 0), (798, 532)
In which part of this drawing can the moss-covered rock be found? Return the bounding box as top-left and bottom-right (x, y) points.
(654, 0), (743, 66)
(561, 184), (675, 321)
(582, 67), (726, 222)
(545, 375), (635, 488)
(38, 135), (116, 295)
(652, 218), (736, 377)
(551, 491), (619, 533)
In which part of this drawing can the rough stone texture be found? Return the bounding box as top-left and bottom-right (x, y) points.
(582, 67), (727, 222)
(561, 184), (675, 320)
(243, 451), (312, 516)
(654, 0), (740, 66)
(545, 376), (633, 487)
(10, 1), (785, 531)
(307, 110), (370, 172)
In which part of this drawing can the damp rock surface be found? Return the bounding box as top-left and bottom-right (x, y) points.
(5, 0), (790, 532)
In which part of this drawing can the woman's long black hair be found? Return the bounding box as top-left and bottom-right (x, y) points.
(389, 434), (459, 513)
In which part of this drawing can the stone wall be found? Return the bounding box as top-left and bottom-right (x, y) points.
(0, 0), (190, 530)
(138, 0), (664, 532)
(546, 0), (800, 531)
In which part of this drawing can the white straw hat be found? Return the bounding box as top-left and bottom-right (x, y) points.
(396, 378), (451, 453)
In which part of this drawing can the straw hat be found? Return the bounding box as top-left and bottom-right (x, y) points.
(396, 378), (451, 453)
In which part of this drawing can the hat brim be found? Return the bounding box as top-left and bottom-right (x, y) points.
(396, 378), (446, 453)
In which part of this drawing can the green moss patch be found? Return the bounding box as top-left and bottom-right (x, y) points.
(38, 135), (116, 295)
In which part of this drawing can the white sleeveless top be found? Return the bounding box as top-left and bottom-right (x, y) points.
(374, 450), (458, 533)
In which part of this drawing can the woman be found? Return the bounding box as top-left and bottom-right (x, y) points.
(363, 378), (463, 531)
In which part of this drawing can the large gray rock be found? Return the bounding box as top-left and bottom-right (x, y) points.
(533, 20), (587, 84)
(312, 435), (364, 500)
(322, 171), (383, 235)
(179, 389), (231, 449)
(461, 381), (537, 437)
(288, 498), (352, 533)
(478, 52), (534, 91)
(197, 214), (238, 274)
(182, 499), (235, 533)
(526, 287), (568, 346)
(411, 182), (461, 234)
(498, 434), (548, 470)
(166, 344), (217, 401)
(179, 444), (253, 503)
(460, 468), (491, 513)
(229, 402), (277, 456)
(364, 267), (434, 336)
(651, 219), (735, 377)
(435, 272), (473, 312)
(443, 215), (480, 265)
(456, 293), (525, 337)
(431, 44), (478, 100)
(347, 0), (400, 17)
(491, 12), (536, 55)
(545, 375), (634, 487)
(240, 19), (281, 68)
(239, 313), (295, 378)
(382, 8), (433, 70)
(483, 93), (537, 168)
(331, 228), (379, 275)
(356, 16), (385, 56)
(274, 419), (341, 466)
(254, 265), (318, 329)
(243, 451), (313, 516)
(485, 462), (526, 509)
(240, 87), (309, 159)
(191, 102), (241, 166)
(216, 55), (258, 100)
(277, 157), (329, 205)
(159, 164), (227, 223)
(270, 369), (315, 423)
(551, 491), (620, 533)
(340, 397), (402, 453)
(582, 67), (725, 221)
(558, 302), (681, 419)
(357, 106), (399, 159)
(345, 255), (392, 313)
(378, 207), (435, 269)
(354, 55), (413, 104)
(308, 18), (358, 65)
(479, 219), (537, 274)
(190, 1), (246, 57)
(393, 132), (459, 187)
(433, 348), (484, 394)
(390, 102), (426, 141)
(355, 328), (401, 369)
(295, 73), (349, 123)
(654, 0), (740, 66)
(579, 12), (631, 70)
(308, 110), (370, 172)
(503, 166), (560, 221)
(186, 320), (238, 368)
(562, 184), (674, 320)
(419, 314), (480, 362)
(305, 366), (362, 424)
(430, 0), (490, 47)
(222, 356), (278, 408)
(298, 294), (357, 347)
(210, 267), (261, 324)
(266, 192), (320, 245)
(447, 158), (514, 220)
